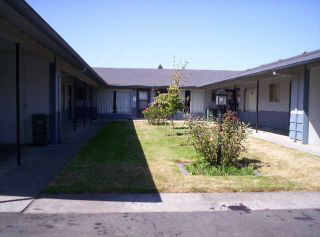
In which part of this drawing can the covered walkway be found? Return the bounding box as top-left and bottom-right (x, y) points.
(250, 129), (320, 157)
(0, 121), (107, 213)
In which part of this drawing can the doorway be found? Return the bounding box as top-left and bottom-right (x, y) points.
(116, 90), (131, 114)
(137, 89), (150, 118)
(245, 88), (257, 112)
(184, 90), (191, 113)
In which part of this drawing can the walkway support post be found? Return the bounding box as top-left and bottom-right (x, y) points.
(16, 43), (21, 166)
(256, 80), (259, 133)
(303, 65), (310, 144)
(49, 57), (57, 143)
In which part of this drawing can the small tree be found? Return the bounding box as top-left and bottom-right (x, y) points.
(144, 62), (186, 127)
(166, 70), (184, 127)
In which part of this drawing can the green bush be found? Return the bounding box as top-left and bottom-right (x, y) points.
(143, 93), (170, 125)
(187, 111), (249, 167)
(143, 69), (184, 126)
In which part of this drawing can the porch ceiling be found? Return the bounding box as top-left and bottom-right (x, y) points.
(0, 38), (15, 51)
(0, 0), (107, 87)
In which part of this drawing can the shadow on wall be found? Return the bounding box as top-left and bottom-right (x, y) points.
(0, 120), (161, 204)
(238, 111), (289, 136)
(309, 116), (320, 145)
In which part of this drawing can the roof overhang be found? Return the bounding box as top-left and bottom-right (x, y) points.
(200, 52), (320, 88)
(1, 0), (107, 87)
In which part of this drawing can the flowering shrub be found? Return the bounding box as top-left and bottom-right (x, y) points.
(220, 111), (248, 166)
(187, 111), (248, 167)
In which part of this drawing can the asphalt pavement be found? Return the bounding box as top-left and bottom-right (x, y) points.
(1, 209), (320, 237)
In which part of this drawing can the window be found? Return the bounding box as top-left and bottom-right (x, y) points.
(269, 83), (280, 103)
(155, 88), (167, 95)
(184, 90), (191, 113)
(211, 91), (216, 102)
(216, 95), (227, 105)
(139, 91), (148, 101)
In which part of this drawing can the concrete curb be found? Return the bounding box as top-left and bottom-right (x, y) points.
(25, 192), (320, 214)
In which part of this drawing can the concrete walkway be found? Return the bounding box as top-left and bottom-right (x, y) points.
(250, 129), (320, 157)
(0, 121), (107, 213)
(25, 192), (320, 214)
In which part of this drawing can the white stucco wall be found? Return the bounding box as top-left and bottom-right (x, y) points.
(309, 66), (320, 145)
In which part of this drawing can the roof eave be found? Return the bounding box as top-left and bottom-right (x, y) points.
(200, 57), (320, 88)
(4, 0), (107, 86)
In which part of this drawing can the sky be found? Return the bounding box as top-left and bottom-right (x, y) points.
(26, 0), (320, 70)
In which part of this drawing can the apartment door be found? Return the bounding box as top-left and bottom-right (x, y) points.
(137, 89), (150, 118)
(245, 88), (257, 112)
(116, 90), (131, 114)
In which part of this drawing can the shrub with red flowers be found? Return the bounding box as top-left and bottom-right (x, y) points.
(187, 111), (248, 167)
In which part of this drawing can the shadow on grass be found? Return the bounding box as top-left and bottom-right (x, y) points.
(175, 132), (185, 136)
(44, 120), (161, 202)
(165, 126), (189, 137)
(237, 157), (263, 170)
(0, 120), (161, 205)
(173, 127), (188, 130)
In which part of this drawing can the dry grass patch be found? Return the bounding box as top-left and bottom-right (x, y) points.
(46, 120), (320, 193)
(247, 137), (320, 191)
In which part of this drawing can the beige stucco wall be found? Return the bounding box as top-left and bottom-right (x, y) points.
(236, 76), (291, 113)
(309, 66), (320, 145)
(258, 77), (291, 112)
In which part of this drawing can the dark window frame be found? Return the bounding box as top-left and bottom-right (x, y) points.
(269, 83), (280, 103)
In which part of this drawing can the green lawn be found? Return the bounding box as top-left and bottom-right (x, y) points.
(46, 121), (320, 193)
